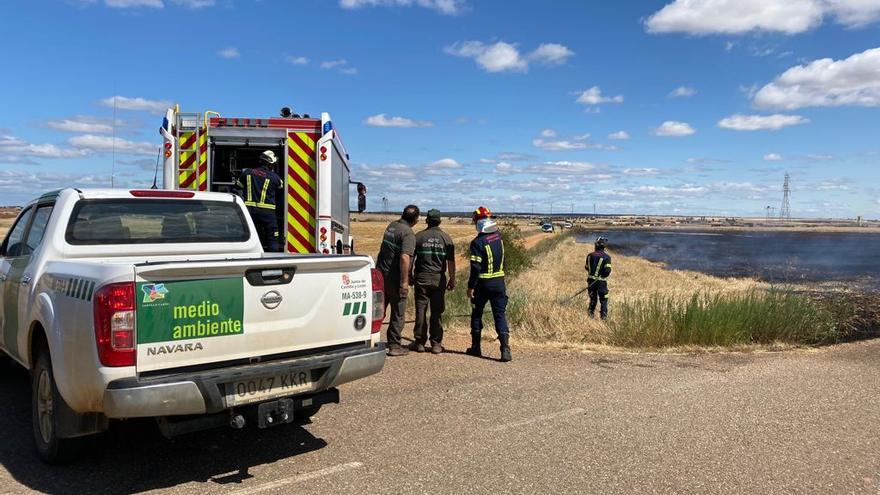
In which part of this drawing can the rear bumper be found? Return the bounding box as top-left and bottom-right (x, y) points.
(103, 343), (386, 418)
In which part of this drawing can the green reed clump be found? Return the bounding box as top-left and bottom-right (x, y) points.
(606, 289), (841, 347)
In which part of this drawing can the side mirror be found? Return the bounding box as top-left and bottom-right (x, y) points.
(355, 182), (367, 213)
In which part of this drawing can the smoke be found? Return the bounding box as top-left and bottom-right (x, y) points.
(577, 230), (880, 291)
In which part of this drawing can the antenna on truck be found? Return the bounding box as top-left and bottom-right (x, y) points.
(111, 93), (117, 188)
(151, 145), (161, 189)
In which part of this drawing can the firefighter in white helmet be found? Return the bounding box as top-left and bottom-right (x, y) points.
(235, 150), (284, 252)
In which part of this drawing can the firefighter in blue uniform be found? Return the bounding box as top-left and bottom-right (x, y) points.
(466, 206), (512, 362)
(235, 150), (284, 252)
(585, 236), (612, 319)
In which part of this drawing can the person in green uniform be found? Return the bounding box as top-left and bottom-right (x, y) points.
(408, 209), (456, 354)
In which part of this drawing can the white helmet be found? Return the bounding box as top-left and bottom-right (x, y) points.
(260, 150), (278, 165)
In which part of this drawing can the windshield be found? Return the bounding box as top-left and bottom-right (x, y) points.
(65, 199), (250, 245)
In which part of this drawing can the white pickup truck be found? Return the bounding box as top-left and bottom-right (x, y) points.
(0, 188), (385, 463)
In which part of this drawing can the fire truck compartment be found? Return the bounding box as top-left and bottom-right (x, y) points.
(210, 143), (285, 195)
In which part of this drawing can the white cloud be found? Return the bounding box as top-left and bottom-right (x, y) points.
(717, 113), (810, 131)
(753, 47), (880, 110)
(217, 47), (240, 59)
(321, 59), (348, 69)
(46, 116), (114, 134)
(670, 86), (697, 97)
(423, 158), (463, 176)
(645, 0), (880, 35)
(445, 41), (528, 73)
(359, 163), (418, 181)
(99, 95), (171, 115)
(320, 59), (358, 74)
(532, 129), (617, 151)
(575, 86), (624, 105)
(68, 135), (157, 155)
(623, 168), (661, 176)
(286, 56), (309, 65)
(608, 131), (630, 140)
(653, 121), (696, 137)
(495, 162), (516, 174)
(445, 40), (573, 73)
(104, 0), (163, 7)
(170, 0), (214, 7)
(528, 161), (602, 174)
(364, 113), (434, 128)
(339, 0), (465, 15)
(0, 134), (90, 159)
(527, 43), (575, 66)
(764, 153), (784, 161)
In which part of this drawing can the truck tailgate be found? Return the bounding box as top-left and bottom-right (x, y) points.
(134, 255), (374, 374)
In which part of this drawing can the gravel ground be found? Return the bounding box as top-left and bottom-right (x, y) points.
(0, 336), (878, 494)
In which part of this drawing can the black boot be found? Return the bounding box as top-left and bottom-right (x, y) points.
(499, 334), (512, 362)
(465, 333), (482, 357)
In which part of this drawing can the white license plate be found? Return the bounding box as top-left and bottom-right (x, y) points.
(226, 370), (314, 406)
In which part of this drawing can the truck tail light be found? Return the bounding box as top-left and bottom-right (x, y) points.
(93, 282), (136, 367)
(370, 268), (385, 334)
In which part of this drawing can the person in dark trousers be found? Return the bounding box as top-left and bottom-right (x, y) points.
(585, 236), (612, 319)
(466, 206), (511, 362)
(409, 209), (456, 354)
(235, 150), (284, 252)
(376, 205), (419, 356)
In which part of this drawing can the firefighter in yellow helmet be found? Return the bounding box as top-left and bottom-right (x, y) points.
(235, 150), (284, 252)
(466, 206), (511, 362)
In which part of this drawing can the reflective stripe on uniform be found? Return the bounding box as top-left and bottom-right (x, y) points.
(244, 175), (256, 207)
(470, 255), (482, 262)
(255, 176), (274, 209)
(485, 245), (493, 276)
(588, 256), (607, 281)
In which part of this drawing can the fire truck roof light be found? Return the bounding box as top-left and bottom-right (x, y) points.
(130, 190), (195, 198)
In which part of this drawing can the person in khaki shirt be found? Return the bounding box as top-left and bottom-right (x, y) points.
(375, 205), (419, 356)
(408, 209), (455, 354)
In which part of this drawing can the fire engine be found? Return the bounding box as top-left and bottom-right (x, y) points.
(159, 107), (365, 255)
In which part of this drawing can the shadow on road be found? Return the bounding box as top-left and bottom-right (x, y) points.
(0, 361), (327, 495)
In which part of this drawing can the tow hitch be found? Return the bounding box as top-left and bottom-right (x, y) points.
(257, 398), (295, 428)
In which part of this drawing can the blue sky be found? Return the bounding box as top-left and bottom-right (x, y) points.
(1, 0), (878, 218)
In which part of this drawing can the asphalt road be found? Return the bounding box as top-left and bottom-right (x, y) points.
(1, 336), (879, 494)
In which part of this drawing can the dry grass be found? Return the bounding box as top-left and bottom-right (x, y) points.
(495, 238), (768, 344)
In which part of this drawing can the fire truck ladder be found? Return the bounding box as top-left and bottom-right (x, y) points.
(175, 112), (203, 190)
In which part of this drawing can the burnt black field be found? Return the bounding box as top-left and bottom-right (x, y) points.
(577, 230), (880, 291)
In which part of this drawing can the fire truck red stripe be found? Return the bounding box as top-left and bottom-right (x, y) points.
(180, 173), (196, 188)
(290, 227), (313, 252)
(286, 208), (314, 246)
(287, 187), (316, 218)
(290, 132), (316, 156)
(180, 154), (196, 167)
(180, 134), (197, 149)
(287, 146), (316, 181)
(288, 167), (316, 197)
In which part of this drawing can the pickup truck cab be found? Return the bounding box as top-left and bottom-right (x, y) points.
(0, 188), (385, 463)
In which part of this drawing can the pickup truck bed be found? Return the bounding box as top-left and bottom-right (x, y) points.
(0, 188), (385, 463)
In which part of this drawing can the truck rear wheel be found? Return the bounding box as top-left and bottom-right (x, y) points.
(31, 348), (85, 464)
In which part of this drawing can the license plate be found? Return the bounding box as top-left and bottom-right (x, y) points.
(226, 370), (314, 406)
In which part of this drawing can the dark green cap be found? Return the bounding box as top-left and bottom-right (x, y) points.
(426, 209), (442, 221)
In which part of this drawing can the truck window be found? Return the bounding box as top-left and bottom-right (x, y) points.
(1, 206), (34, 257)
(65, 199), (250, 245)
(22, 205), (54, 255)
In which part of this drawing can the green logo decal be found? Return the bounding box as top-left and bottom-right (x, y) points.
(136, 278), (244, 344)
(141, 283), (169, 303)
(343, 301), (368, 316)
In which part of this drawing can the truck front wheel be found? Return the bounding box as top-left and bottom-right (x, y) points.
(31, 348), (84, 464)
